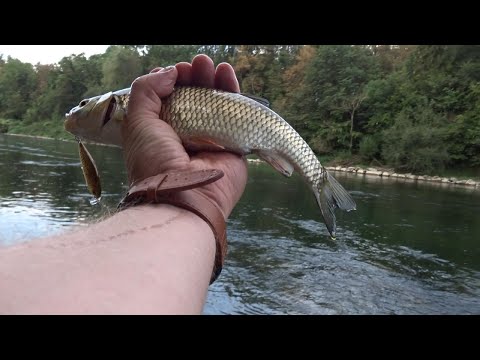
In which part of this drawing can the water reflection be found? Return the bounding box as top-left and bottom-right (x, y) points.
(0, 134), (127, 245)
(1, 134), (480, 314)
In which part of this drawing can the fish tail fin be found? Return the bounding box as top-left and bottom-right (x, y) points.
(313, 169), (356, 239)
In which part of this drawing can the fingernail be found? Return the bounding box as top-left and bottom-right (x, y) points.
(160, 65), (175, 73)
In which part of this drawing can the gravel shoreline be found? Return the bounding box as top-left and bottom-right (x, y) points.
(247, 159), (479, 189)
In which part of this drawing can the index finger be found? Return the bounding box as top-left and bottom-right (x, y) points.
(215, 63), (240, 93)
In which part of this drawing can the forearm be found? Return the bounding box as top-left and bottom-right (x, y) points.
(0, 204), (215, 314)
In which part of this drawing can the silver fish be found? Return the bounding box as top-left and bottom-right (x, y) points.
(65, 86), (356, 237)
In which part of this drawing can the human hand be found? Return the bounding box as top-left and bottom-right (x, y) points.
(122, 54), (248, 219)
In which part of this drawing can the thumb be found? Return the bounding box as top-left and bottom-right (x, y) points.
(127, 66), (178, 122)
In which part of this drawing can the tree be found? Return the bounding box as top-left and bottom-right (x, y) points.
(366, 45), (416, 74)
(381, 108), (450, 174)
(142, 45), (199, 72)
(273, 45), (316, 137)
(198, 45), (237, 64)
(297, 45), (379, 154)
(342, 90), (368, 153)
(24, 53), (102, 123)
(102, 46), (143, 89)
(0, 57), (36, 119)
(78, 53), (105, 97)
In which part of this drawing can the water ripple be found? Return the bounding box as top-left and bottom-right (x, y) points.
(2, 134), (480, 314)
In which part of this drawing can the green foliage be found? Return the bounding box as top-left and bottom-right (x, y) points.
(359, 135), (381, 161)
(3, 116), (68, 139)
(446, 101), (480, 166)
(1, 44), (479, 175)
(144, 45), (200, 71)
(102, 46), (143, 89)
(0, 57), (36, 119)
(381, 108), (450, 174)
(197, 45), (236, 64)
(287, 45), (380, 153)
(0, 119), (8, 133)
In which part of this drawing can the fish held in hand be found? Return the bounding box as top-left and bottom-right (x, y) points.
(65, 86), (356, 237)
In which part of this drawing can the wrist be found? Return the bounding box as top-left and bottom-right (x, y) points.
(117, 170), (228, 284)
(121, 202), (214, 239)
(155, 189), (227, 283)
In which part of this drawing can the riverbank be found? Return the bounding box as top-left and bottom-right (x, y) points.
(247, 159), (480, 189)
(5, 133), (72, 142)
(3, 132), (479, 189)
(2, 133), (120, 148)
(324, 166), (479, 188)
(0, 118), (69, 140)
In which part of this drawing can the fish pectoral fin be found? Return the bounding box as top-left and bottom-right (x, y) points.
(183, 137), (226, 152)
(254, 150), (294, 177)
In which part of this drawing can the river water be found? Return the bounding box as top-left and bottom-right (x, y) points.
(1, 134), (479, 314)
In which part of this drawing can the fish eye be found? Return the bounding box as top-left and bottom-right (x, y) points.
(79, 99), (88, 107)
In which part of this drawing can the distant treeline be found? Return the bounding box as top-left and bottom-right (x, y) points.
(1, 45), (479, 174)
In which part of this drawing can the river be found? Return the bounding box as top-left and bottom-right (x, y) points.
(1, 134), (479, 314)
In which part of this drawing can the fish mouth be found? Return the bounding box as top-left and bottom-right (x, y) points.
(64, 116), (74, 132)
(103, 97), (116, 127)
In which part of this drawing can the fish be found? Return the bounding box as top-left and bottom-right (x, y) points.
(65, 86), (356, 237)
(77, 138), (102, 201)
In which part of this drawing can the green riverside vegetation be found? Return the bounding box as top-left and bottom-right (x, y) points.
(1, 45), (479, 177)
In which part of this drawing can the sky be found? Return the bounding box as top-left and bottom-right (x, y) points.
(0, 45), (110, 65)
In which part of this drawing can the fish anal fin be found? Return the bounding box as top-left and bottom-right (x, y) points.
(255, 150), (294, 177)
(184, 137), (226, 152)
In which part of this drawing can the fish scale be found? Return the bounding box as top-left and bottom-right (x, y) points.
(159, 87), (355, 237)
(162, 87), (312, 176)
(65, 86), (356, 237)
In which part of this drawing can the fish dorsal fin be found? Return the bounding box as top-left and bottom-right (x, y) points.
(240, 93), (270, 108)
(254, 150), (294, 177)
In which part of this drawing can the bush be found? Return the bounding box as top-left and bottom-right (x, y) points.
(381, 108), (450, 174)
(0, 120), (8, 133)
(309, 133), (335, 155)
(359, 135), (380, 161)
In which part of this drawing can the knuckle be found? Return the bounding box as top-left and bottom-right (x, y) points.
(130, 74), (149, 91)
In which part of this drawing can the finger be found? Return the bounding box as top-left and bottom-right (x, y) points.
(128, 66), (178, 123)
(175, 62), (192, 86)
(150, 67), (164, 73)
(191, 54), (215, 88)
(190, 152), (248, 217)
(215, 63), (240, 93)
